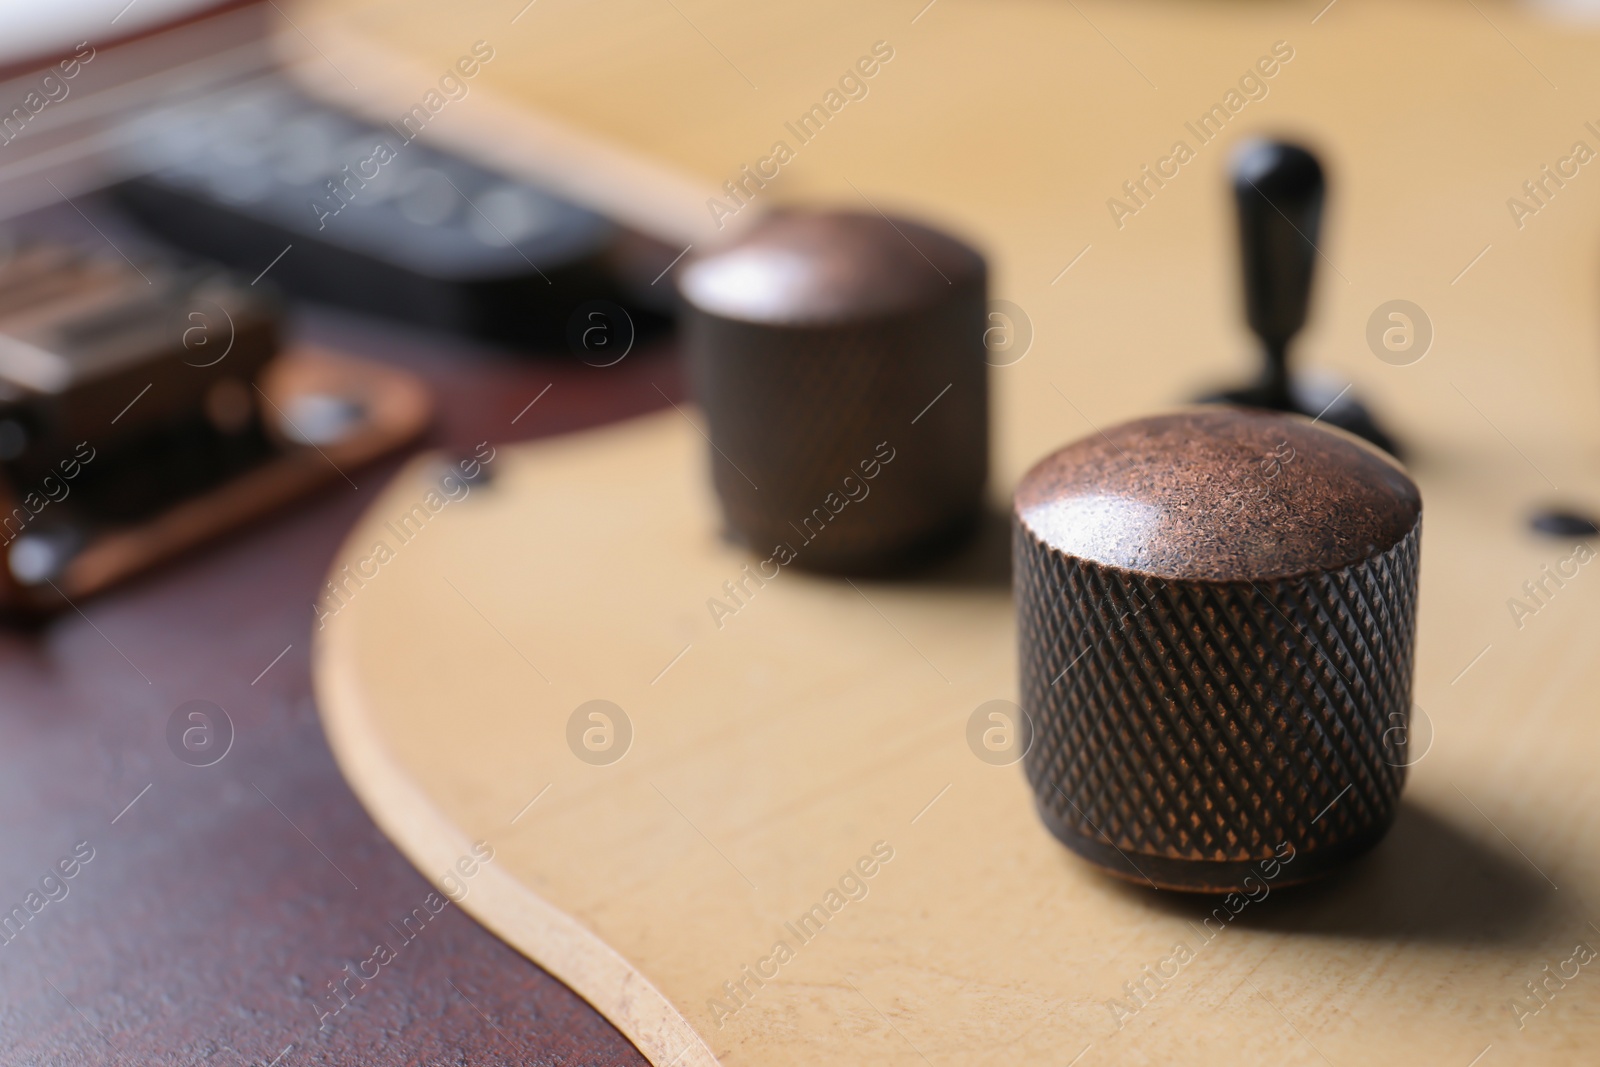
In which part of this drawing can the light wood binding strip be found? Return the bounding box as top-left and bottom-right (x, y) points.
(315, 506), (719, 1067)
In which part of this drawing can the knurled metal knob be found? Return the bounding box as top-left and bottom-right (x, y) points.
(678, 209), (988, 573)
(1013, 408), (1422, 892)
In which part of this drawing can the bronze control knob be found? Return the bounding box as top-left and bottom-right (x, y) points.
(678, 209), (988, 573)
(1013, 408), (1422, 892)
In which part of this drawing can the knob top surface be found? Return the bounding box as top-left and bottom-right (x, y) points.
(1231, 138), (1323, 201)
(678, 210), (983, 327)
(1016, 408), (1420, 582)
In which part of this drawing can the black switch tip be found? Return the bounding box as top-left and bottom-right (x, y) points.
(1232, 139), (1325, 408)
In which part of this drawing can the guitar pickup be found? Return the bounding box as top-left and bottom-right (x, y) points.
(0, 242), (430, 612)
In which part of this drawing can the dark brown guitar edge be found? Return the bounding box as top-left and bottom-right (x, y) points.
(0, 304), (677, 1066)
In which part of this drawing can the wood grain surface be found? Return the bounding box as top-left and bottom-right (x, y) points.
(0, 199), (677, 1067)
(288, 1), (1600, 1064)
(313, 405), (1600, 1066)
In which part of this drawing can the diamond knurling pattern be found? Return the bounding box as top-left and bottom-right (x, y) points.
(1016, 516), (1419, 864)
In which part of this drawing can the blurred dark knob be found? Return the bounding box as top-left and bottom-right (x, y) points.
(678, 209), (988, 574)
